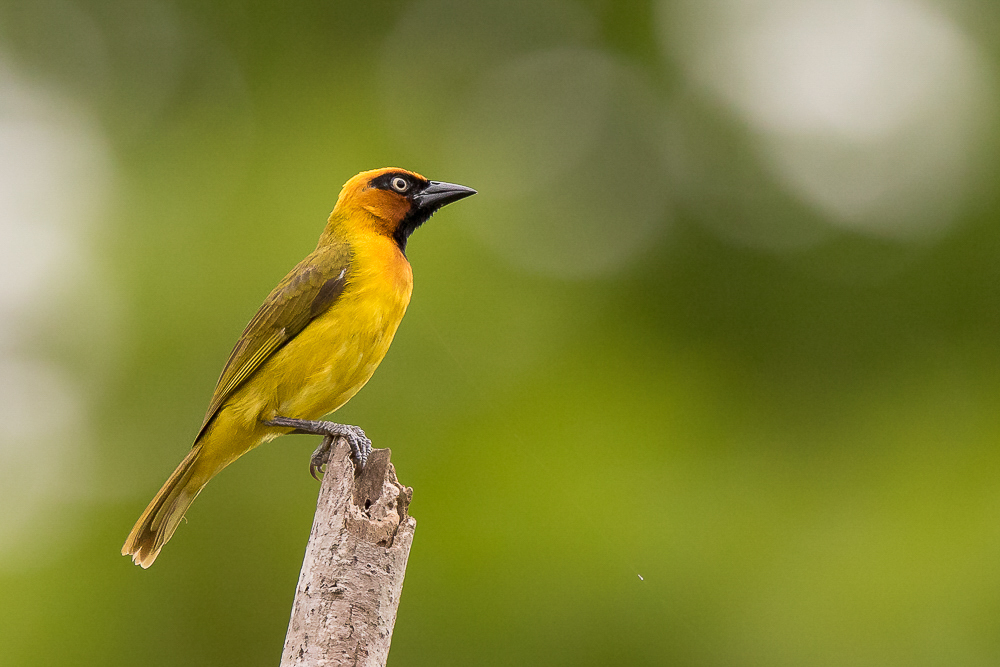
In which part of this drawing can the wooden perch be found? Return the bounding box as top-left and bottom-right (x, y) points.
(280, 437), (416, 667)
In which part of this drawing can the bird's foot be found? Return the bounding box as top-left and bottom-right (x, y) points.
(265, 416), (372, 476)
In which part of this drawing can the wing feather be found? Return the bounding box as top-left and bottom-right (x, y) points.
(195, 243), (351, 440)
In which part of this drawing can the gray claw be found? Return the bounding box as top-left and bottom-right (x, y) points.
(346, 426), (372, 467)
(310, 436), (333, 480)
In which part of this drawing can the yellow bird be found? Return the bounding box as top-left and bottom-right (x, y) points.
(122, 168), (476, 568)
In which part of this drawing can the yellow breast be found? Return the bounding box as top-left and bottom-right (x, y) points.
(223, 233), (412, 436)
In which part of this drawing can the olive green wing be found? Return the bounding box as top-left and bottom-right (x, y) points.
(195, 243), (351, 440)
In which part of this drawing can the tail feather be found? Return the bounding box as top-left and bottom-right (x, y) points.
(122, 444), (206, 568)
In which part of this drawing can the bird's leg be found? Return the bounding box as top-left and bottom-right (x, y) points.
(265, 416), (372, 477)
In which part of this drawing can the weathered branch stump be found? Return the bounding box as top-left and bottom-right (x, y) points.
(280, 437), (415, 667)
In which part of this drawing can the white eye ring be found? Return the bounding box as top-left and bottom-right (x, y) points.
(391, 177), (409, 192)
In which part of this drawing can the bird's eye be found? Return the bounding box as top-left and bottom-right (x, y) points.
(391, 177), (409, 193)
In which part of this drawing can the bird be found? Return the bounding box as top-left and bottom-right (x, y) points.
(122, 167), (476, 568)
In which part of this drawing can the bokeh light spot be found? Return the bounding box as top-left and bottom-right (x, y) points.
(378, 0), (598, 153)
(0, 56), (116, 568)
(444, 49), (670, 279)
(663, 0), (994, 241)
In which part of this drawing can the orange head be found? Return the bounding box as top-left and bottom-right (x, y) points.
(330, 168), (476, 251)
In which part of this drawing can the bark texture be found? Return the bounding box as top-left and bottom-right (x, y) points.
(280, 438), (415, 667)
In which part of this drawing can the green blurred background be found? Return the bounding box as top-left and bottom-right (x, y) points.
(1, 0), (999, 664)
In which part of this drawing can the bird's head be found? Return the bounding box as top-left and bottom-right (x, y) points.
(332, 167), (476, 252)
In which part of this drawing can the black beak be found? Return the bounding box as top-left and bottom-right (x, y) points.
(412, 181), (477, 211)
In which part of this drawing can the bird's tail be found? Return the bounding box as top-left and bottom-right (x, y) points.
(122, 444), (207, 568)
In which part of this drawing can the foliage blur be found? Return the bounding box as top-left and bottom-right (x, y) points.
(1, 0), (999, 665)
